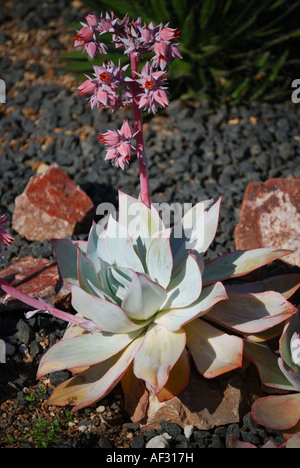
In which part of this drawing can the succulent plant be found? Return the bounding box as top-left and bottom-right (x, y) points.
(0, 192), (299, 416)
(2, 191), (295, 415)
(230, 432), (300, 449)
(0, 11), (299, 424)
(246, 310), (300, 436)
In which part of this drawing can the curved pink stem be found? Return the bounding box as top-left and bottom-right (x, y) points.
(0, 279), (100, 332)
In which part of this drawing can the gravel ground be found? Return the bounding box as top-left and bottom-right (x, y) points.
(0, 0), (300, 449)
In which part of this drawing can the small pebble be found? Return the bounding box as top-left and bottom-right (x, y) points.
(159, 421), (182, 437)
(5, 343), (15, 356)
(96, 405), (106, 413)
(78, 425), (87, 433)
(146, 435), (170, 449)
(19, 344), (30, 357)
(184, 425), (194, 439)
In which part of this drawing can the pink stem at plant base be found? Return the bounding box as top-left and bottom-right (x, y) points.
(0, 279), (101, 333)
(130, 52), (151, 208)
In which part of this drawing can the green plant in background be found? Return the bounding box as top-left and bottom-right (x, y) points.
(6, 436), (15, 445)
(24, 393), (36, 410)
(60, 0), (300, 104)
(28, 418), (61, 448)
(20, 417), (60, 448)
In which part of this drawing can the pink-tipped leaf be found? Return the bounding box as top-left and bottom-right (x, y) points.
(206, 290), (296, 334)
(185, 318), (243, 378)
(202, 248), (293, 285)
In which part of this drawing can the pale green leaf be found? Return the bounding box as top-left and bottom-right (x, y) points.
(71, 284), (146, 333)
(122, 273), (167, 321)
(185, 318), (243, 378)
(202, 248), (293, 284)
(133, 323), (186, 395)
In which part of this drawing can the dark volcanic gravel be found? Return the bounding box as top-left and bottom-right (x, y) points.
(0, 0), (300, 449)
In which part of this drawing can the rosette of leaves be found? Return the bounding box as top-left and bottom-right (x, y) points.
(11, 191), (296, 416)
(246, 311), (300, 437)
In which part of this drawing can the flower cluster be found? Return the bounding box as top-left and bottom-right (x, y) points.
(74, 14), (108, 58)
(75, 13), (181, 65)
(99, 119), (136, 170)
(78, 61), (131, 111)
(75, 12), (182, 170)
(0, 215), (13, 251)
(137, 62), (169, 114)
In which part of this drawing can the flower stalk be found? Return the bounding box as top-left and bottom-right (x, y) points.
(73, 12), (182, 208)
(130, 52), (150, 207)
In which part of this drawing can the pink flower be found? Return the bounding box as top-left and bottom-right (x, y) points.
(97, 16), (114, 34)
(140, 22), (156, 43)
(80, 62), (132, 111)
(78, 78), (97, 96)
(74, 16), (107, 58)
(158, 26), (180, 42)
(99, 128), (121, 146)
(115, 18), (160, 55)
(99, 119), (136, 170)
(0, 215), (13, 250)
(136, 62), (169, 113)
(93, 65), (114, 85)
(152, 40), (182, 70)
(75, 25), (94, 43)
(85, 14), (98, 27)
(96, 11), (130, 39)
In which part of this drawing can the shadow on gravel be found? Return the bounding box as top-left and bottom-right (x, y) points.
(0, 357), (39, 406)
(0, 307), (39, 405)
(79, 182), (118, 217)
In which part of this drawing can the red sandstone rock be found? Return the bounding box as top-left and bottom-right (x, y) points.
(12, 164), (94, 241)
(234, 177), (300, 267)
(138, 366), (264, 431)
(0, 256), (70, 312)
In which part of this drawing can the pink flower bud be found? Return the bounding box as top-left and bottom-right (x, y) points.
(104, 147), (118, 160)
(85, 14), (98, 27)
(76, 25), (94, 42)
(99, 119), (135, 170)
(99, 130), (120, 146)
(120, 119), (134, 139)
(78, 79), (96, 96)
(0, 215), (13, 250)
(159, 27), (180, 41)
(85, 42), (97, 58)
